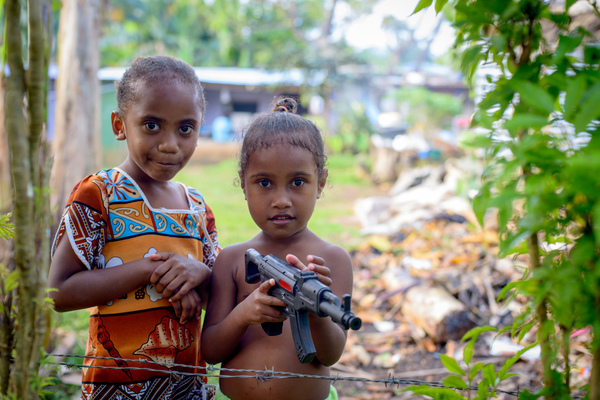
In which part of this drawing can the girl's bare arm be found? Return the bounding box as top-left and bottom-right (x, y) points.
(48, 238), (159, 312)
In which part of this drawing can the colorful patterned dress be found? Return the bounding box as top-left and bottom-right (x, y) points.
(52, 168), (220, 400)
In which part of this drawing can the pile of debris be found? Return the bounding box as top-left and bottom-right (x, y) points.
(334, 158), (592, 400)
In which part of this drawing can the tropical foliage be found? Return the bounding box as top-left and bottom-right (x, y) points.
(100, 0), (373, 69)
(412, 0), (600, 398)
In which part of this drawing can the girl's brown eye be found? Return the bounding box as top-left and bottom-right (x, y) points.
(145, 122), (159, 131)
(180, 125), (194, 135)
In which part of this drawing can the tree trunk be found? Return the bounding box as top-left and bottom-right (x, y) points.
(591, 345), (600, 400)
(3, 1), (52, 398)
(0, 76), (9, 213)
(50, 0), (101, 229)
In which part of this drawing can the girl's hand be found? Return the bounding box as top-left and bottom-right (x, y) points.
(149, 252), (210, 300)
(286, 254), (332, 287)
(171, 289), (202, 325)
(239, 279), (288, 326)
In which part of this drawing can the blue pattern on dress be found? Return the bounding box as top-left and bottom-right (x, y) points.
(96, 169), (205, 241)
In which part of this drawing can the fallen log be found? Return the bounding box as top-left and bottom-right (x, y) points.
(401, 285), (475, 343)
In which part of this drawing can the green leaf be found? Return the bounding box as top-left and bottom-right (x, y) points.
(461, 326), (497, 343)
(472, 187), (490, 226)
(503, 114), (549, 131)
(413, 0), (434, 15)
(501, 3), (520, 19)
(468, 362), (484, 382)
(482, 363), (498, 387)
(553, 33), (583, 62)
(563, 75), (586, 121)
(490, 34), (507, 53)
(405, 385), (466, 399)
(512, 80), (555, 115)
(499, 352), (522, 380)
(4, 270), (19, 293)
(477, 378), (490, 398)
(584, 43), (600, 65)
(435, 0), (449, 13)
(566, 0), (577, 10)
(461, 45), (483, 81)
(0, 212), (15, 240)
(498, 281), (519, 301)
(500, 372), (519, 380)
(591, 203), (600, 245)
(514, 342), (540, 361)
(463, 339), (475, 365)
(443, 375), (468, 389)
(440, 354), (466, 376)
(497, 342), (540, 383)
(574, 82), (600, 133)
(499, 230), (531, 257)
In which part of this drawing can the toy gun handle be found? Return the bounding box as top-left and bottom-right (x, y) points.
(260, 308), (285, 336)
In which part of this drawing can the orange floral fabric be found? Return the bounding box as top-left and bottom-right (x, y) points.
(52, 168), (220, 400)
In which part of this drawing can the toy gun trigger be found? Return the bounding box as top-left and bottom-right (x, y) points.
(289, 308), (316, 363)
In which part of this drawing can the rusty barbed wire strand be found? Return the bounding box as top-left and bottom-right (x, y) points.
(46, 353), (539, 397)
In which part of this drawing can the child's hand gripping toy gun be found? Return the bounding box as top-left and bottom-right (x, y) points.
(245, 248), (362, 363)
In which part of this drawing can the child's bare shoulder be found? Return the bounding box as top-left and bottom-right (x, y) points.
(214, 243), (247, 267)
(217, 242), (246, 257)
(313, 237), (352, 263)
(213, 240), (259, 274)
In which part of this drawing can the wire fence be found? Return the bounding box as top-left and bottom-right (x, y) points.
(46, 353), (539, 397)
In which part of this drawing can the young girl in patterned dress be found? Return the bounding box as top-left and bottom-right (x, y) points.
(49, 55), (220, 400)
(201, 97), (353, 400)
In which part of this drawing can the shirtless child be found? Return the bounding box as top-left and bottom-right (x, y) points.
(201, 97), (354, 400)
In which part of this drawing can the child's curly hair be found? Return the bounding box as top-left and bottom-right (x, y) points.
(115, 55), (206, 123)
(238, 96), (327, 182)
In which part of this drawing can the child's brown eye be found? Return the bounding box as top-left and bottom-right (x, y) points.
(180, 125), (194, 135)
(258, 180), (271, 188)
(293, 179), (304, 187)
(145, 122), (159, 131)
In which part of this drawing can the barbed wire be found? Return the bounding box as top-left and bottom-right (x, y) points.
(46, 353), (538, 397)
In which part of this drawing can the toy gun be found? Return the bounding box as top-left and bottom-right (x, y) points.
(245, 248), (362, 363)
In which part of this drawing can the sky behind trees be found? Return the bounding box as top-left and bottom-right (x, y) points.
(336, 0), (455, 55)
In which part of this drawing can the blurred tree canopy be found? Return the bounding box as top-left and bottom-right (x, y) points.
(387, 86), (463, 131)
(94, 0), (459, 141)
(100, 0), (373, 69)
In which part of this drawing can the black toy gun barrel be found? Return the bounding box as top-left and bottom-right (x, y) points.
(318, 291), (362, 331)
(244, 248), (362, 363)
